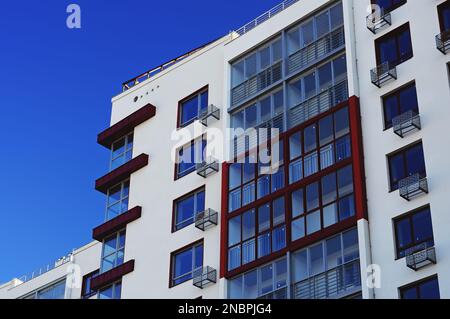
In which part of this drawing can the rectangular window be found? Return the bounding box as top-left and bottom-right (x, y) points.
(375, 23), (413, 67)
(100, 230), (126, 273)
(110, 133), (133, 170)
(81, 270), (99, 299)
(291, 165), (355, 242)
(171, 241), (203, 287)
(176, 137), (207, 179)
(288, 107), (351, 185)
(178, 88), (208, 127)
(98, 281), (122, 299)
(371, 0), (407, 14)
(438, 1), (450, 32)
(387, 142), (426, 191)
(105, 180), (130, 221)
(228, 196), (286, 271)
(400, 276), (440, 299)
(394, 206), (434, 258)
(21, 279), (67, 299)
(228, 257), (288, 299)
(173, 188), (205, 231)
(382, 83), (419, 129)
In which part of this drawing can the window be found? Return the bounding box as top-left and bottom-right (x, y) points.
(376, 23), (413, 67)
(100, 230), (126, 273)
(287, 55), (347, 108)
(370, 0), (407, 14)
(438, 1), (450, 32)
(110, 133), (133, 170)
(291, 165), (355, 241)
(171, 241), (203, 287)
(176, 137), (207, 179)
(173, 188), (205, 231)
(291, 229), (359, 288)
(231, 38), (282, 88)
(383, 83), (419, 129)
(228, 197), (286, 271)
(179, 88), (208, 127)
(21, 279), (67, 299)
(394, 206), (434, 258)
(387, 142), (426, 191)
(228, 257), (287, 299)
(288, 107), (351, 184)
(228, 142), (284, 213)
(98, 281), (122, 299)
(81, 270), (99, 299)
(105, 180), (130, 221)
(286, 2), (344, 55)
(400, 276), (440, 299)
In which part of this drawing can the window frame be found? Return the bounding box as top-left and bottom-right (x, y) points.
(438, 0), (450, 32)
(393, 205), (434, 259)
(170, 240), (204, 287)
(382, 82), (419, 129)
(81, 270), (99, 299)
(175, 135), (207, 180)
(20, 278), (66, 299)
(172, 186), (206, 232)
(375, 23), (413, 67)
(98, 281), (122, 299)
(105, 180), (130, 221)
(109, 133), (133, 171)
(399, 275), (440, 299)
(100, 230), (126, 273)
(177, 86), (209, 128)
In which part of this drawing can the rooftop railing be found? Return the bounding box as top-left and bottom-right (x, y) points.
(17, 253), (73, 285)
(234, 0), (299, 37)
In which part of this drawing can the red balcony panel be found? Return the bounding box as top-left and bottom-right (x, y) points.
(97, 104), (156, 148)
(90, 260), (135, 291)
(92, 206), (142, 241)
(95, 153), (149, 194)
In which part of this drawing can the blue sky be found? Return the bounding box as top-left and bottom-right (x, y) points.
(0, 0), (283, 283)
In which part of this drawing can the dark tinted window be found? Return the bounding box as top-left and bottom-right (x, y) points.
(400, 276), (440, 299)
(388, 142), (426, 191)
(438, 1), (450, 32)
(383, 83), (419, 128)
(376, 24), (413, 66)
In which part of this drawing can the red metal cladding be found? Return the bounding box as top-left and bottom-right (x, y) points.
(95, 153), (149, 194)
(219, 96), (368, 278)
(90, 260), (135, 291)
(92, 206), (142, 241)
(97, 103), (156, 148)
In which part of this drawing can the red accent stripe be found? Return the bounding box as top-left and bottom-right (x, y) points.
(220, 162), (229, 278)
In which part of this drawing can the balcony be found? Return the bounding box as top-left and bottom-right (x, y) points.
(398, 173), (428, 201)
(392, 110), (421, 138)
(196, 157), (219, 178)
(287, 26), (345, 76)
(371, 62), (397, 88)
(406, 244), (436, 271)
(436, 30), (450, 54)
(195, 209), (218, 231)
(292, 259), (361, 299)
(193, 266), (217, 289)
(199, 104), (220, 127)
(366, 10), (391, 34)
(289, 79), (348, 129)
(231, 61), (282, 108)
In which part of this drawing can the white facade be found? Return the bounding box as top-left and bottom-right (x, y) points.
(1, 0), (449, 299)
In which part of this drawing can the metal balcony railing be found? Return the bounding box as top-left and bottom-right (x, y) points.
(436, 30), (450, 54)
(231, 62), (283, 108)
(257, 287), (288, 299)
(193, 266), (217, 289)
(289, 79), (348, 129)
(17, 253), (73, 285)
(398, 173), (428, 201)
(195, 208), (218, 231)
(287, 26), (345, 76)
(196, 157), (219, 178)
(292, 259), (361, 299)
(392, 110), (421, 138)
(366, 10), (391, 34)
(234, 0), (299, 37)
(405, 243), (436, 271)
(199, 104), (220, 127)
(371, 62), (397, 88)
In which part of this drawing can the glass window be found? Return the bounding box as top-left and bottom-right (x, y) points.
(338, 165), (353, 196)
(330, 2), (344, 29)
(110, 133), (133, 170)
(260, 46), (271, 70)
(232, 60), (245, 88)
(171, 242), (203, 286)
(229, 215), (241, 247)
(291, 188), (304, 218)
(316, 11), (330, 38)
(174, 188), (205, 231)
(438, 1), (450, 32)
(319, 115), (333, 146)
(383, 83), (419, 128)
(177, 138), (206, 178)
(242, 210), (255, 240)
(304, 72), (317, 99)
(101, 230), (126, 273)
(306, 182), (319, 211)
(306, 210), (321, 235)
(376, 23), (413, 66)
(304, 124), (317, 153)
(388, 142), (426, 191)
(400, 276), (440, 299)
(245, 53), (257, 78)
(273, 197), (285, 226)
(292, 217), (305, 241)
(372, 0), (406, 14)
(322, 172), (337, 205)
(301, 20), (314, 46)
(82, 271), (99, 299)
(334, 107), (349, 138)
(394, 207), (434, 258)
(98, 282), (121, 300)
(105, 180), (130, 221)
(258, 204), (271, 232)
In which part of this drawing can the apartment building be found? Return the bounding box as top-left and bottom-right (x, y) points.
(1, 0), (449, 299)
